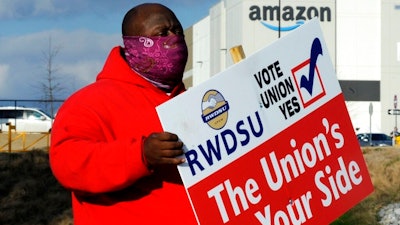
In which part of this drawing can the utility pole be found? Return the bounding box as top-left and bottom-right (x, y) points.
(394, 95), (398, 146)
(369, 102), (373, 146)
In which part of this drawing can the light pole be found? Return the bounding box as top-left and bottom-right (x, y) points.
(369, 102), (373, 146)
(394, 95), (398, 146)
(278, 0), (281, 38)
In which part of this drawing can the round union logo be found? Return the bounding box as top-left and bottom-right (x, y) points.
(201, 90), (230, 130)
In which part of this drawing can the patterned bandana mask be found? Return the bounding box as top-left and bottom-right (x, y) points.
(123, 35), (188, 92)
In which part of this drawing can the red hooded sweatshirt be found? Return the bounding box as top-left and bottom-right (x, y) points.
(50, 47), (198, 225)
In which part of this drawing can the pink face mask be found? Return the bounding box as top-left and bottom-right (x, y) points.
(123, 35), (188, 92)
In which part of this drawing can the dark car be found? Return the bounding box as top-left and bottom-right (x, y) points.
(356, 133), (393, 147)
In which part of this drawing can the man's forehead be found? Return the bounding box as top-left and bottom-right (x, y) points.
(122, 3), (180, 36)
(138, 8), (178, 27)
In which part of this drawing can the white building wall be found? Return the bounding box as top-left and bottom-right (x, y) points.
(192, 17), (211, 85)
(381, 0), (400, 134)
(345, 102), (381, 133)
(210, 1), (227, 76)
(336, 0), (381, 81)
(224, 0), (246, 66)
(336, 0), (382, 133)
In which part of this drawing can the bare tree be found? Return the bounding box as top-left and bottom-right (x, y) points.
(37, 36), (65, 119)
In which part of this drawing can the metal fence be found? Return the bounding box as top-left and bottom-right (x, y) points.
(0, 128), (50, 152)
(0, 100), (63, 152)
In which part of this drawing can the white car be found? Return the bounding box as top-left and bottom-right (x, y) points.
(0, 106), (53, 133)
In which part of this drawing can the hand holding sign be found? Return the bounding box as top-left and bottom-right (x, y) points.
(143, 132), (186, 167)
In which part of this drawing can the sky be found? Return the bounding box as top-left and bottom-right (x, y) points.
(0, 0), (219, 100)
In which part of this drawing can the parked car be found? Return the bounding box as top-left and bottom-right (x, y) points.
(356, 133), (393, 147)
(0, 106), (53, 133)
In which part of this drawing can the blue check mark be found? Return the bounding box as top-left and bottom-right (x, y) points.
(300, 38), (323, 95)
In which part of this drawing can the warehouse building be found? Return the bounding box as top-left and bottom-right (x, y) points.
(182, 0), (400, 135)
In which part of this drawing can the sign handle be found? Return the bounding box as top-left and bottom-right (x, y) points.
(229, 45), (246, 63)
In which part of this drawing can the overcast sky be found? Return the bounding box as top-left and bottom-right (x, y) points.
(0, 0), (219, 100)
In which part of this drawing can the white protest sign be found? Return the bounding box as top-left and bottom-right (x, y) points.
(157, 18), (373, 225)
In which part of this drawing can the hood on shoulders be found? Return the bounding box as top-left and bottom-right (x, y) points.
(96, 46), (152, 88)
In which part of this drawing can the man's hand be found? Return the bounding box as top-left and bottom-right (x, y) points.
(143, 132), (186, 167)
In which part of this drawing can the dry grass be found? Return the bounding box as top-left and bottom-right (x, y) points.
(0, 150), (72, 225)
(0, 147), (399, 225)
(332, 147), (400, 225)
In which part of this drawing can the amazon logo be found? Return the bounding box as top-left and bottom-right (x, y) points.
(249, 5), (332, 32)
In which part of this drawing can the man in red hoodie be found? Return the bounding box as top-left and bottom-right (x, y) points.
(50, 3), (198, 225)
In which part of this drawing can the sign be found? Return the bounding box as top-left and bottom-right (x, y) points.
(388, 109), (400, 115)
(157, 19), (373, 225)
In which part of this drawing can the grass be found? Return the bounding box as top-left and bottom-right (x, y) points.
(0, 147), (399, 225)
(0, 150), (72, 225)
(332, 147), (400, 225)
